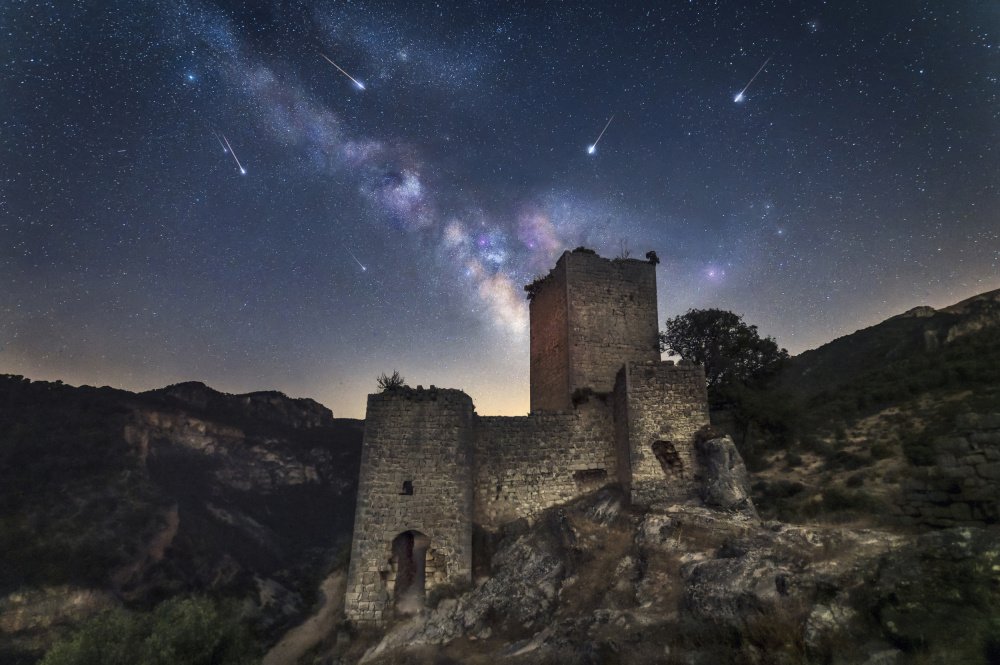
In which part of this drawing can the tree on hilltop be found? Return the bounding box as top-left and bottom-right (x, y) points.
(660, 308), (788, 391)
(660, 309), (791, 458)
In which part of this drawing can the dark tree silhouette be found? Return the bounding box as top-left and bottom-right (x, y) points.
(659, 309), (788, 390)
(376, 370), (407, 391)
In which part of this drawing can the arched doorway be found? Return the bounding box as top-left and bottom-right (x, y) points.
(390, 530), (430, 615)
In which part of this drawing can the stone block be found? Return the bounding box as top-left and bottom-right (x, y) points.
(941, 466), (974, 478)
(935, 437), (971, 454)
(977, 463), (1000, 480)
(949, 502), (973, 521)
(927, 491), (952, 505)
(935, 452), (957, 468)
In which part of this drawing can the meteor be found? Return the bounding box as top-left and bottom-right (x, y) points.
(212, 130), (228, 153)
(219, 133), (245, 174)
(318, 52), (366, 90)
(734, 56), (771, 102)
(341, 242), (367, 271)
(587, 113), (615, 154)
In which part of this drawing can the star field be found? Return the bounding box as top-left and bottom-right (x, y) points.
(2, 0), (999, 417)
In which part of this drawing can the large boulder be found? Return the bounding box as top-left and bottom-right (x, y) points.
(696, 434), (757, 516)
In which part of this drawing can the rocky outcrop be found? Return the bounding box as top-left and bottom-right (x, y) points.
(335, 488), (1000, 665)
(146, 381), (335, 429)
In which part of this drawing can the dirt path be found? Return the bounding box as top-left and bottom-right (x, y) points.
(262, 570), (346, 665)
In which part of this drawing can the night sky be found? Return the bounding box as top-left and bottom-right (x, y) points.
(3, 1), (999, 418)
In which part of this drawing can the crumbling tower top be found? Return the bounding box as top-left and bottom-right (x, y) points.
(526, 248), (660, 412)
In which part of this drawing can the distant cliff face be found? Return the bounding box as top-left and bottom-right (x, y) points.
(148, 381), (336, 429)
(0, 375), (363, 664)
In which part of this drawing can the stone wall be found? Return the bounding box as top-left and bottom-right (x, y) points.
(529, 255), (570, 412)
(616, 360), (710, 506)
(897, 413), (1000, 528)
(564, 251), (659, 398)
(344, 387), (474, 625)
(528, 250), (659, 411)
(472, 397), (616, 529)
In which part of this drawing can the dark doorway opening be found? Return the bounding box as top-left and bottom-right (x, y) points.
(391, 530), (430, 615)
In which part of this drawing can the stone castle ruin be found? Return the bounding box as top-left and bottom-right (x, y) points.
(345, 248), (718, 624)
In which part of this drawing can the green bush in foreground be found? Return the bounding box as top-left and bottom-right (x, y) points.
(40, 596), (259, 665)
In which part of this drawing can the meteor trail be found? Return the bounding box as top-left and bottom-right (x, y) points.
(212, 130), (228, 153)
(220, 133), (245, 174)
(587, 113), (615, 154)
(341, 242), (367, 271)
(318, 52), (366, 90)
(734, 56), (771, 102)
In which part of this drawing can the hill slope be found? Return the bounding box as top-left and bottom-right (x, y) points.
(0, 376), (363, 663)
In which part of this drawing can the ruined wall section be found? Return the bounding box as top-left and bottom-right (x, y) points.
(345, 387), (474, 625)
(897, 413), (1000, 528)
(472, 398), (616, 529)
(565, 251), (660, 398)
(529, 257), (570, 412)
(619, 360), (710, 506)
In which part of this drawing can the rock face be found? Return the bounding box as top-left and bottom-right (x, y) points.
(0, 375), (363, 664)
(336, 486), (1000, 665)
(148, 381), (335, 430)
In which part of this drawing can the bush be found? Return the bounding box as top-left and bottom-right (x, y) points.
(870, 441), (895, 460)
(376, 370), (407, 392)
(40, 597), (259, 665)
(784, 452), (803, 469)
(845, 473), (865, 488)
(901, 431), (936, 466)
(823, 450), (871, 472)
(820, 487), (883, 514)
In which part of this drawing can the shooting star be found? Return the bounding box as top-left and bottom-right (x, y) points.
(587, 113), (615, 154)
(212, 130), (228, 154)
(318, 52), (366, 90)
(219, 132), (245, 174)
(734, 56), (771, 102)
(341, 242), (367, 271)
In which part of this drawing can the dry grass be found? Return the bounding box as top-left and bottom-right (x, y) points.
(558, 510), (636, 613)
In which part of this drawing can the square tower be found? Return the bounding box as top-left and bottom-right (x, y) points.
(527, 249), (660, 411)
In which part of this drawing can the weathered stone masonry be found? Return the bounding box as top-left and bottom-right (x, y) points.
(344, 389), (474, 623)
(346, 249), (712, 624)
(897, 413), (1000, 528)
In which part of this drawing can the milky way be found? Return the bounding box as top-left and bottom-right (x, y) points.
(2, 1), (999, 417)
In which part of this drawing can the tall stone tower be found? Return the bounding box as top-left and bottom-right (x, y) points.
(344, 387), (474, 625)
(527, 249), (660, 412)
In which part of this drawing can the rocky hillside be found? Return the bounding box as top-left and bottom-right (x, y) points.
(317, 484), (1000, 665)
(779, 287), (1000, 403)
(0, 375), (363, 664)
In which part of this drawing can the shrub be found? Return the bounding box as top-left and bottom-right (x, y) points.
(376, 370), (407, 392)
(901, 431), (936, 466)
(820, 487), (883, 514)
(870, 441), (895, 460)
(845, 473), (865, 488)
(784, 452), (803, 469)
(823, 450), (871, 472)
(40, 597), (259, 665)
